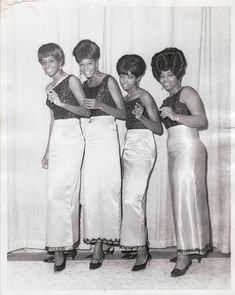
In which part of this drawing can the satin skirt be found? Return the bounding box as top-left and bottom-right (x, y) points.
(45, 118), (84, 251)
(120, 129), (156, 249)
(167, 125), (210, 255)
(82, 116), (121, 245)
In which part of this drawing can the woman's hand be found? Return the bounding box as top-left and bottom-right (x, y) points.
(83, 99), (100, 109)
(47, 90), (62, 107)
(132, 102), (144, 119)
(160, 107), (178, 121)
(41, 152), (49, 169)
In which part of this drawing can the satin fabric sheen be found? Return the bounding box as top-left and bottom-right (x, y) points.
(82, 116), (121, 245)
(167, 125), (210, 254)
(45, 118), (84, 251)
(120, 129), (156, 249)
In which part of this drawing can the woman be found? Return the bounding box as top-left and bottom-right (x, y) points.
(38, 43), (90, 272)
(151, 47), (210, 277)
(116, 54), (163, 271)
(72, 39), (127, 269)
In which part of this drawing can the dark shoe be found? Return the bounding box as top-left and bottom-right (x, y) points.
(170, 254), (205, 263)
(54, 253), (67, 272)
(85, 253), (93, 260)
(85, 245), (114, 259)
(104, 245), (114, 255)
(131, 252), (152, 271)
(89, 254), (105, 270)
(66, 249), (77, 260)
(169, 256), (177, 263)
(43, 255), (55, 263)
(121, 250), (137, 260)
(190, 253), (206, 263)
(171, 260), (192, 277)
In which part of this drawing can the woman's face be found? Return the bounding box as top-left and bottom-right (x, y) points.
(119, 71), (138, 92)
(78, 59), (97, 78)
(159, 70), (180, 92)
(40, 55), (61, 77)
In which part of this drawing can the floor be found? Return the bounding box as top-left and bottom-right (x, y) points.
(7, 248), (231, 294)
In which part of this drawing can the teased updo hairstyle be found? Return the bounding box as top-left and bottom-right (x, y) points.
(151, 47), (187, 82)
(72, 39), (100, 63)
(116, 54), (146, 78)
(38, 43), (65, 66)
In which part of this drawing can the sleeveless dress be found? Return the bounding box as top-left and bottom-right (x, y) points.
(45, 75), (85, 251)
(82, 75), (121, 245)
(161, 88), (210, 255)
(120, 98), (156, 250)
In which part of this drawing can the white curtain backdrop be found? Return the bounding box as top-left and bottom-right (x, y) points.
(1, 1), (230, 253)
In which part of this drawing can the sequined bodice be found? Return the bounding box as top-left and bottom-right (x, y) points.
(46, 75), (80, 120)
(83, 75), (116, 117)
(125, 98), (149, 130)
(160, 88), (191, 129)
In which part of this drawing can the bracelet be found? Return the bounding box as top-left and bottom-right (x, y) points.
(175, 114), (180, 122)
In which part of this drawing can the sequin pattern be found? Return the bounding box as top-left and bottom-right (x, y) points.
(83, 75), (116, 117)
(46, 75), (80, 120)
(160, 88), (191, 129)
(125, 98), (149, 130)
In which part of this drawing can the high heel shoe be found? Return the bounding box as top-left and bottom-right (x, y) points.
(43, 255), (55, 263)
(54, 253), (67, 272)
(89, 254), (105, 270)
(121, 250), (137, 260)
(170, 253), (205, 263)
(131, 252), (152, 272)
(43, 251), (55, 263)
(104, 245), (114, 256)
(85, 245), (114, 259)
(171, 260), (192, 277)
(66, 249), (77, 260)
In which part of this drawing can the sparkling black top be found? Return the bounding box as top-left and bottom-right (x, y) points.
(160, 88), (191, 129)
(83, 75), (116, 117)
(46, 75), (80, 120)
(125, 97), (149, 130)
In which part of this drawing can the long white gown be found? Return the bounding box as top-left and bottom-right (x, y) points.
(45, 75), (84, 251)
(161, 88), (210, 255)
(82, 75), (121, 245)
(120, 98), (157, 249)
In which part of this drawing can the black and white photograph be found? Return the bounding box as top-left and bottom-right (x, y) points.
(1, 0), (234, 294)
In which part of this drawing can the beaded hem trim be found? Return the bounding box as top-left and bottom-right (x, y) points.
(45, 240), (79, 252)
(177, 244), (211, 255)
(120, 245), (146, 251)
(84, 238), (119, 245)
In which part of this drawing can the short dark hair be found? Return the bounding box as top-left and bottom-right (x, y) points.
(38, 43), (65, 66)
(151, 47), (187, 81)
(116, 54), (146, 78)
(72, 39), (100, 63)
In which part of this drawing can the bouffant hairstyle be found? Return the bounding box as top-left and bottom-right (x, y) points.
(151, 47), (187, 81)
(38, 43), (65, 66)
(116, 54), (146, 78)
(72, 39), (100, 63)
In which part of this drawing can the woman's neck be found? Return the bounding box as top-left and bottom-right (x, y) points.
(87, 70), (104, 84)
(52, 69), (67, 84)
(169, 85), (182, 96)
(127, 85), (139, 99)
